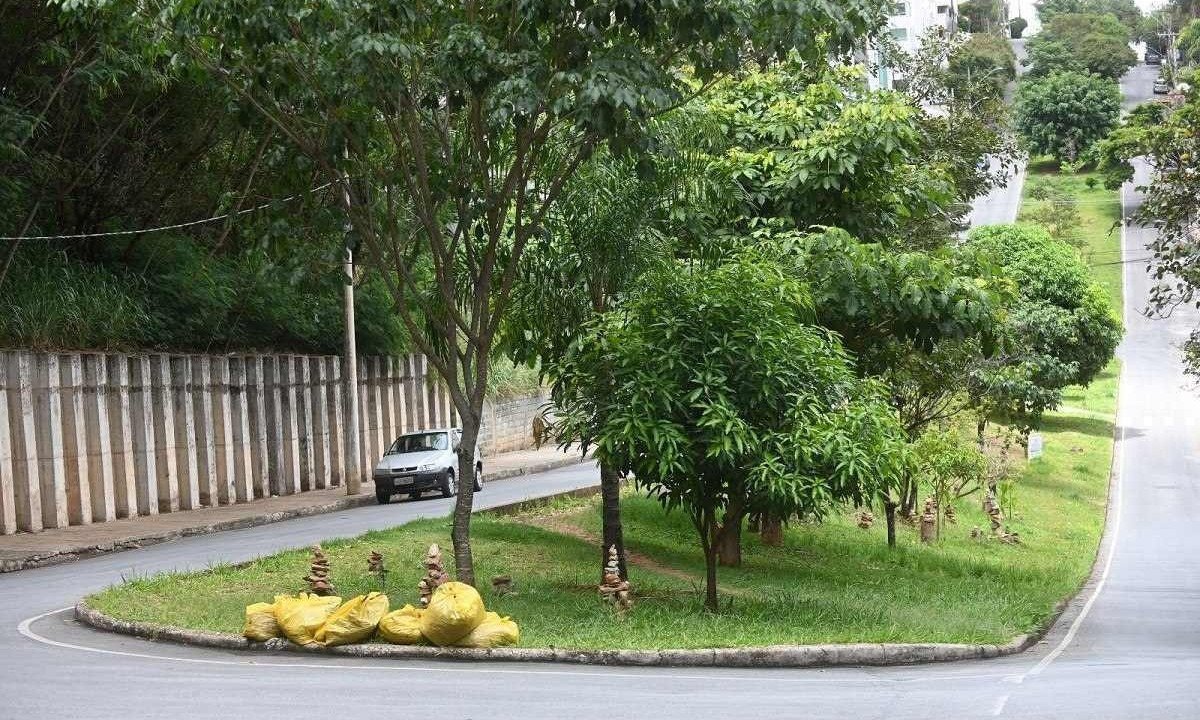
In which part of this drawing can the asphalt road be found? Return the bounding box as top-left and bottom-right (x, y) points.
(3, 67), (1199, 720)
(965, 39), (1027, 231)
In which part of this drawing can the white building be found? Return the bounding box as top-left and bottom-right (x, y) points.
(870, 1), (959, 90)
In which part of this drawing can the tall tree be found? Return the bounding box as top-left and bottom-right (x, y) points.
(79, 0), (890, 584)
(551, 252), (910, 610)
(1014, 71), (1121, 161)
(967, 224), (1122, 433)
(1036, 0), (1142, 32)
(958, 0), (1008, 34)
(1025, 13), (1137, 80)
(699, 63), (958, 246)
(503, 141), (700, 580)
(782, 228), (1008, 529)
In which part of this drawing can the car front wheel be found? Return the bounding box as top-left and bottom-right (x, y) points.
(375, 489), (391, 505)
(473, 463), (483, 492)
(441, 469), (457, 498)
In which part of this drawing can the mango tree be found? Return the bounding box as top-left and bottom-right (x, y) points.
(551, 252), (910, 610)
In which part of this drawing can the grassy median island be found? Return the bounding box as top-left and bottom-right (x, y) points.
(89, 375), (1115, 650)
(87, 171), (1124, 652)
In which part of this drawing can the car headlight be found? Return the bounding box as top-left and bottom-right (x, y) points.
(417, 463), (438, 472)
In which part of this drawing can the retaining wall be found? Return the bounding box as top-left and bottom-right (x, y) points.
(0, 350), (545, 535)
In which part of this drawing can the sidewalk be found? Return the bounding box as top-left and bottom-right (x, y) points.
(0, 445), (587, 573)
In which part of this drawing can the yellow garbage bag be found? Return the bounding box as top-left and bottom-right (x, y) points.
(377, 604), (427, 645)
(453, 611), (520, 648)
(420, 581), (485, 646)
(242, 598), (283, 641)
(273, 593), (342, 646)
(315, 592), (390, 646)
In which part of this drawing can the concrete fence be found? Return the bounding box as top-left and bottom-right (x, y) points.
(0, 351), (545, 535)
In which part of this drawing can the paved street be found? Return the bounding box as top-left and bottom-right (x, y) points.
(3, 66), (1199, 720)
(965, 39), (1027, 231)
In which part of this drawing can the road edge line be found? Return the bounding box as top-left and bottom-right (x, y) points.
(1018, 179), (1132, 681)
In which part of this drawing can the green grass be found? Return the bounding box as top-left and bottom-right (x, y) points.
(86, 170), (1123, 651)
(90, 365), (1117, 651)
(1019, 160), (1125, 311)
(89, 443), (1113, 649)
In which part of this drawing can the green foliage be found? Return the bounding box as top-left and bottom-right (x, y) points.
(1093, 86), (1200, 375)
(1035, 0), (1143, 32)
(890, 31), (1019, 212)
(958, 0), (1008, 33)
(702, 63), (955, 244)
(0, 237), (409, 354)
(914, 427), (989, 518)
(0, 249), (156, 350)
(551, 252), (909, 609)
(504, 146), (681, 369)
(1024, 182), (1084, 247)
(968, 224), (1122, 428)
(781, 228), (1007, 375)
(1178, 18), (1200, 65)
(1091, 101), (1166, 190)
(1009, 16), (1029, 38)
(1, 0), (410, 355)
(1014, 71), (1121, 161)
(949, 33), (1018, 96)
(1025, 13), (1137, 80)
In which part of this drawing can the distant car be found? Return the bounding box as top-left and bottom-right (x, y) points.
(1145, 48), (1163, 65)
(1153, 78), (1171, 94)
(372, 428), (483, 504)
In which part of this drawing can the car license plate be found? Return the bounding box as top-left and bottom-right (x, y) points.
(395, 476), (414, 486)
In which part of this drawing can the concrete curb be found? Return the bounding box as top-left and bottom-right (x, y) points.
(73, 600), (1036, 668)
(1, 455), (587, 573)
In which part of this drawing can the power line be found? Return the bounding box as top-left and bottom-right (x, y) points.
(0, 181), (337, 241)
(1089, 256), (1154, 267)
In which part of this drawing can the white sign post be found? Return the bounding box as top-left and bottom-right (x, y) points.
(1027, 432), (1044, 460)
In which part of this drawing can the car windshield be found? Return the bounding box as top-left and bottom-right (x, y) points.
(389, 432), (449, 454)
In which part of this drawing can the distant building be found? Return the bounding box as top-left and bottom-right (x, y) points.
(869, 1), (959, 90)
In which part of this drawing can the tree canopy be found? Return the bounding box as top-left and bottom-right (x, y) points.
(1035, 0), (1142, 32)
(967, 224), (1122, 429)
(1025, 12), (1137, 80)
(948, 33), (1018, 98)
(551, 252), (910, 610)
(958, 0), (1008, 34)
(1014, 71), (1121, 161)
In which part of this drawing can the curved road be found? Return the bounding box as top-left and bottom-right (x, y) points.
(4, 66), (1199, 720)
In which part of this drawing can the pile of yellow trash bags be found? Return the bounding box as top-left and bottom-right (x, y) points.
(243, 582), (518, 649)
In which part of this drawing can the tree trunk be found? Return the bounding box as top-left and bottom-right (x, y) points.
(976, 416), (988, 453)
(716, 500), (745, 567)
(900, 476), (918, 519)
(703, 510), (720, 613)
(451, 415), (481, 587)
(760, 514), (783, 546)
(704, 541), (719, 612)
(884, 498), (898, 548)
(599, 461), (627, 580)
(693, 509), (720, 613)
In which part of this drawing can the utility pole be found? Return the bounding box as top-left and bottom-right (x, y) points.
(1159, 14), (1179, 83)
(341, 173), (362, 496)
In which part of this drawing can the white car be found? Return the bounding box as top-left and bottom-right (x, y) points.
(372, 427), (483, 504)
